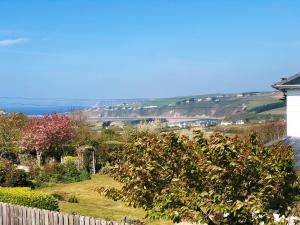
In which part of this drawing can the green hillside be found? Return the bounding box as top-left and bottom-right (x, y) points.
(95, 92), (286, 122)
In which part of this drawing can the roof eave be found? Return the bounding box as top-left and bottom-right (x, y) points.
(272, 84), (300, 91)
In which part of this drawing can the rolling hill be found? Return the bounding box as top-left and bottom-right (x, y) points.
(86, 91), (286, 122)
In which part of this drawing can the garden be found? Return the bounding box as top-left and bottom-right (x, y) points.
(0, 112), (299, 224)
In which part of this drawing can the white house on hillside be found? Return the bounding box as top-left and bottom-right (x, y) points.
(273, 73), (300, 169)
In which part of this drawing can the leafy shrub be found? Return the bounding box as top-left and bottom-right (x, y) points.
(63, 156), (79, 164)
(100, 130), (297, 224)
(51, 191), (67, 201)
(0, 159), (32, 187)
(78, 169), (91, 181)
(105, 141), (124, 165)
(36, 161), (91, 184)
(0, 187), (59, 210)
(0, 150), (19, 164)
(67, 195), (79, 203)
(246, 120), (287, 144)
(210, 121), (287, 144)
(0, 159), (12, 184)
(63, 161), (81, 182)
(0, 113), (28, 153)
(3, 169), (33, 188)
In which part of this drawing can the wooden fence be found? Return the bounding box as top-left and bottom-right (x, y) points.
(0, 202), (125, 225)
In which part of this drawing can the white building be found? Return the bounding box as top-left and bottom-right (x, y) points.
(235, 120), (245, 125)
(273, 74), (300, 138)
(221, 121), (233, 126)
(273, 74), (300, 169)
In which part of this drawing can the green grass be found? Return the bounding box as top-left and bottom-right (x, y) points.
(246, 95), (280, 110)
(101, 92), (285, 120)
(40, 175), (172, 225)
(259, 107), (286, 115)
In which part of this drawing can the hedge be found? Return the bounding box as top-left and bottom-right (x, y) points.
(0, 187), (59, 211)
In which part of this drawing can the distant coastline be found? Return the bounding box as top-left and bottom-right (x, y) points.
(0, 97), (138, 116)
(3, 106), (85, 116)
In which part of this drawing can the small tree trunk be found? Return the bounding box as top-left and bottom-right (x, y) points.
(92, 151), (96, 174)
(37, 151), (42, 166)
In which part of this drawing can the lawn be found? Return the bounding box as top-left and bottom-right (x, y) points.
(40, 175), (173, 225)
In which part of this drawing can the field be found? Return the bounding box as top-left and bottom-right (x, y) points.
(40, 175), (172, 225)
(90, 92), (286, 122)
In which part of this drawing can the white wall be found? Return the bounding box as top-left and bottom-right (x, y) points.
(287, 90), (300, 137)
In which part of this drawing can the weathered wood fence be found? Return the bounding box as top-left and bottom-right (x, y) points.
(0, 202), (125, 225)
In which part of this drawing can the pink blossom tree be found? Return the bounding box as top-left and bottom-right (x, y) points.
(20, 114), (74, 165)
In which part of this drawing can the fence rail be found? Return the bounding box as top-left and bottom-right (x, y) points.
(0, 202), (124, 225)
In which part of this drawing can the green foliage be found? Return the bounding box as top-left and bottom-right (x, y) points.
(67, 195), (79, 203)
(51, 191), (67, 201)
(3, 169), (33, 188)
(100, 130), (297, 224)
(63, 156), (79, 164)
(101, 128), (123, 141)
(0, 112), (28, 152)
(249, 102), (286, 113)
(210, 121), (287, 144)
(78, 169), (91, 181)
(245, 121), (287, 144)
(37, 161), (91, 184)
(105, 141), (125, 165)
(0, 187), (59, 211)
(0, 159), (32, 187)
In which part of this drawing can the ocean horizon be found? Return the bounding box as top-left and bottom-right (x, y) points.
(3, 106), (85, 116)
(0, 97), (140, 116)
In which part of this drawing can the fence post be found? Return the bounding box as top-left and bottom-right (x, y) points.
(0, 203), (123, 225)
(44, 210), (49, 225)
(0, 203), (2, 225)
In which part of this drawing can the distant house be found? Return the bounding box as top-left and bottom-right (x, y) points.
(143, 105), (158, 109)
(221, 121), (233, 126)
(273, 73), (300, 169)
(235, 120), (245, 125)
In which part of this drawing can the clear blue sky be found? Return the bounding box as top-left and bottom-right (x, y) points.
(0, 1), (300, 99)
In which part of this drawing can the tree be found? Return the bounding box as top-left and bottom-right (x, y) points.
(0, 113), (28, 152)
(19, 114), (74, 165)
(100, 130), (297, 224)
(69, 111), (93, 145)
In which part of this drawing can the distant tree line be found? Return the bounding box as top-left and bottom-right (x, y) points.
(248, 102), (286, 114)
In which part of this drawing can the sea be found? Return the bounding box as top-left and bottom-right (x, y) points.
(0, 97), (139, 116)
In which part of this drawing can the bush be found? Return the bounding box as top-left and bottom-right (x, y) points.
(63, 156), (78, 164)
(51, 191), (67, 201)
(3, 169), (33, 188)
(78, 170), (91, 181)
(246, 121), (287, 144)
(105, 141), (124, 165)
(101, 130), (297, 224)
(0, 159), (12, 184)
(0, 159), (32, 187)
(36, 161), (91, 184)
(63, 161), (81, 182)
(0, 187), (59, 210)
(67, 195), (79, 203)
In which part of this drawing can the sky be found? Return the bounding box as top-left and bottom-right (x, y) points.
(0, 0), (300, 99)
